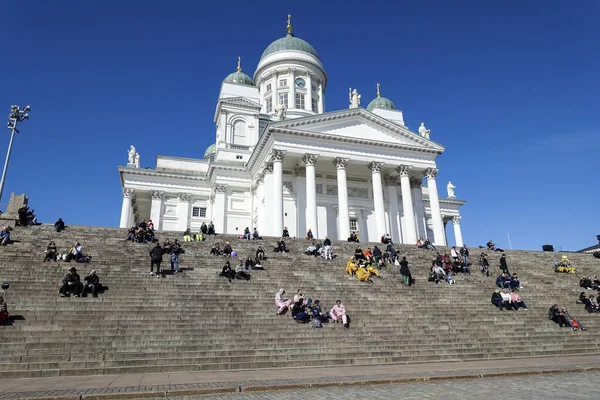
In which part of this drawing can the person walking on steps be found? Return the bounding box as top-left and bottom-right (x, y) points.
(149, 243), (165, 278)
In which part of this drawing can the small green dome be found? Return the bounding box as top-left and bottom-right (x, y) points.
(260, 33), (320, 61)
(204, 143), (216, 159)
(224, 71), (254, 86)
(367, 96), (396, 112)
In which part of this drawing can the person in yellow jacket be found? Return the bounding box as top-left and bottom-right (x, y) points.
(366, 264), (379, 277)
(346, 257), (358, 275)
(356, 265), (372, 282)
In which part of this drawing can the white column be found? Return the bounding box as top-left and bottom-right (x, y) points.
(302, 153), (319, 238)
(263, 164), (274, 236)
(397, 165), (418, 245)
(294, 166), (306, 238)
(453, 216), (463, 247)
(176, 193), (191, 232)
(289, 69), (295, 109)
(212, 185), (227, 234)
(384, 175), (401, 244)
(150, 190), (164, 231)
(368, 162), (386, 238)
(317, 81), (324, 113)
(425, 168), (446, 246)
(306, 72), (313, 112)
(410, 177), (427, 240)
(333, 157), (350, 240)
(271, 150), (286, 237)
(255, 173), (265, 235)
(119, 188), (134, 228)
(259, 79), (266, 113)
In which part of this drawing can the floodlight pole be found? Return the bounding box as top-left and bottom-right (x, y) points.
(1, 106), (30, 205)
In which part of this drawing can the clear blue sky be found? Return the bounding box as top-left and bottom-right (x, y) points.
(1, 0), (598, 251)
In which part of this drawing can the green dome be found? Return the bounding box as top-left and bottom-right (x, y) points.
(367, 96), (396, 112)
(224, 71), (254, 86)
(260, 33), (320, 61)
(204, 143), (216, 159)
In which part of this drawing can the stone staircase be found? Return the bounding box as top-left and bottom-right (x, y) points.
(0, 225), (599, 378)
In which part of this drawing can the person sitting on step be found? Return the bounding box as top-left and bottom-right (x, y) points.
(416, 237), (425, 248)
(305, 240), (319, 256)
(584, 295), (599, 313)
(0, 227), (12, 246)
(548, 304), (571, 328)
(223, 241), (233, 257)
(293, 289), (310, 306)
(274, 239), (288, 253)
(220, 261), (236, 282)
(320, 238), (333, 260)
(491, 289), (505, 310)
(210, 242), (221, 256)
(282, 226), (290, 238)
(500, 289), (513, 310)
(242, 227), (251, 240)
(81, 270), (100, 298)
(356, 262), (374, 283)
(460, 259), (472, 275)
(554, 256), (576, 274)
(330, 300), (349, 328)
(354, 247), (366, 261)
(195, 230), (204, 242)
(399, 257), (412, 286)
(306, 229), (314, 240)
(348, 231), (359, 243)
(381, 233), (393, 245)
(487, 240), (497, 250)
(430, 264), (453, 284)
(275, 289), (292, 314)
(60, 267), (82, 297)
(252, 228), (261, 240)
(443, 254), (453, 274)
(71, 242), (91, 263)
(245, 256), (263, 270)
(255, 246), (265, 262)
(560, 307), (586, 331)
(386, 243), (397, 264)
(44, 241), (58, 262)
(235, 261), (251, 280)
(346, 257), (358, 275)
(182, 228), (193, 242)
(423, 238), (435, 250)
(509, 273), (521, 290)
(291, 299), (310, 323)
(371, 246), (382, 264)
(511, 290), (529, 309)
(207, 222), (216, 236)
(54, 217), (65, 232)
(580, 276), (594, 290)
(0, 295), (8, 325)
(310, 300), (330, 323)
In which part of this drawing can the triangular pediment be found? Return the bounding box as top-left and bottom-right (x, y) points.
(269, 108), (444, 152)
(220, 97), (262, 109)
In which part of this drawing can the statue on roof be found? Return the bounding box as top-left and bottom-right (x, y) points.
(349, 88), (361, 109)
(128, 145), (136, 165)
(134, 152), (140, 168)
(276, 102), (287, 121)
(418, 122), (431, 139)
(447, 181), (456, 198)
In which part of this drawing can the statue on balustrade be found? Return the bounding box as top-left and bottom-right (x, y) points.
(418, 122), (431, 139)
(447, 181), (456, 198)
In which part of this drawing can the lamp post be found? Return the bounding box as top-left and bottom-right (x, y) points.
(1, 105), (30, 205)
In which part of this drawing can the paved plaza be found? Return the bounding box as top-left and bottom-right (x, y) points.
(137, 372), (600, 400)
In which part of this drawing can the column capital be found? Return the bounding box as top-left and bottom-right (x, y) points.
(271, 149), (287, 162)
(294, 166), (306, 177)
(123, 188), (135, 198)
(395, 164), (412, 177)
(213, 184), (227, 193)
(409, 177), (422, 189)
(384, 174), (398, 186)
(368, 161), (384, 173)
(151, 190), (164, 200)
(424, 167), (439, 180)
(452, 216), (461, 225)
(178, 192), (191, 202)
(333, 157), (349, 169)
(302, 153), (319, 166)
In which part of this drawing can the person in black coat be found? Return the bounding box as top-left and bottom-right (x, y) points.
(399, 257), (412, 286)
(548, 304), (569, 327)
(220, 261), (236, 282)
(54, 218), (65, 232)
(149, 243), (165, 277)
(499, 254), (509, 274)
(81, 270), (100, 297)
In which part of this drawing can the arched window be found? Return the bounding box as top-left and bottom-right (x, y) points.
(231, 120), (248, 145)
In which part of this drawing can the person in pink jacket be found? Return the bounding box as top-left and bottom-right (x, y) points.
(330, 300), (350, 328)
(275, 289), (292, 315)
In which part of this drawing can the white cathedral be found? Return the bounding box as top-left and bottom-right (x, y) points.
(118, 17), (465, 246)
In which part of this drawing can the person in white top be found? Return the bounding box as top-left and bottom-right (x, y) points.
(500, 289), (513, 310)
(450, 247), (459, 262)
